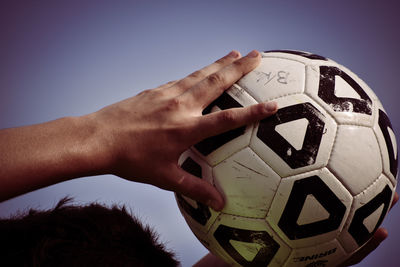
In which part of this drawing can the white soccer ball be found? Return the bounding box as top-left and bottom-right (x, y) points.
(175, 50), (398, 266)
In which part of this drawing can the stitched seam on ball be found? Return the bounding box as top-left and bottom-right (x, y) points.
(219, 210), (272, 220)
(229, 83), (259, 105)
(261, 54), (310, 65)
(248, 146), (282, 203)
(341, 175), (388, 232)
(356, 174), (387, 199)
(372, 122), (388, 185)
(326, 120), (339, 177)
(204, 212), (221, 236)
(305, 87), (375, 128)
(212, 147), (281, 221)
(261, 53), (335, 64)
(330, 121), (373, 127)
(236, 83), (305, 103)
(305, 91), (341, 126)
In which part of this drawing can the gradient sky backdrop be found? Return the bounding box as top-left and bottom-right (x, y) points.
(0, 1), (399, 266)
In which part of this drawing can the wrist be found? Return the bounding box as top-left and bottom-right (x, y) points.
(70, 114), (116, 177)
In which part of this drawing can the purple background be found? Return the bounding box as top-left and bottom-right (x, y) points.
(0, 1), (399, 266)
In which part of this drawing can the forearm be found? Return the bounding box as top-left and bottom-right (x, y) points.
(0, 115), (110, 201)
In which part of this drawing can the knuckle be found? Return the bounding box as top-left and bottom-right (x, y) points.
(219, 110), (237, 123)
(137, 88), (152, 96)
(176, 173), (187, 186)
(214, 57), (229, 65)
(167, 97), (184, 109)
(233, 58), (245, 69)
(188, 70), (205, 80)
(159, 80), (177, 90)
(140, 87), (170, 100)
(174, 80), (187, 90)
(166, 80), (177, 86)
(207, 72), (226, 87)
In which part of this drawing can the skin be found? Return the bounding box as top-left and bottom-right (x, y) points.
(0, 49), (397, 266)
(0, 50), (275, 208)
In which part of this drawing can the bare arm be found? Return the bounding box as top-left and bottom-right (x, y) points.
(0, 50), (278, 207)
(0, 116), (108, 201)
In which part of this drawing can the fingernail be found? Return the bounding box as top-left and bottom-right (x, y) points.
(247, 50), (259, 58)
(228, 50), (240, 58)
(264, 101), (278, 112)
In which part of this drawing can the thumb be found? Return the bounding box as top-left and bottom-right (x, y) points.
(340, 228), (388, 266)
(170, 165), (225, 211)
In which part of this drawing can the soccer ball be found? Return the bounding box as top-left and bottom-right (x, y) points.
(175, 50), (398, 266)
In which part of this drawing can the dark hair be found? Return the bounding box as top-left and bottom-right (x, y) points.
(0, 197), (179, 267)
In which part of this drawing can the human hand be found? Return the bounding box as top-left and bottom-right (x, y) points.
(89, 50), (277, 210)
(339, 192), (399, 266)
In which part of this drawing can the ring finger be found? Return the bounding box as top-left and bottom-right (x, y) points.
(169, 50), (241, 95)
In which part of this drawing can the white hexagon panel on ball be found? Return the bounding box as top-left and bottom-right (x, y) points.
(192, 84), (257, 166)
(284, 239), (348, 267)
(213, 147), (281, 219)
(339, 174), (395, 253)
(237, 53), (306, 103)
(175, 150), (219, 236)
(267, 168), (353, 249)
(207, 214), (291, 267)
(327, 125), (382, 196)
(250, 94), (337, 177)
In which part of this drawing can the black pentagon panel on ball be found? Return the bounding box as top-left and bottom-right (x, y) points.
(348, 185), (392, 246)
(278, 176), (346, 240)
(176, 157), (211, 225)
(181, 156), (202, 178)
(378, 109), (398, 178)
(214, 224), (280, 266)
(318, 66), (372, 115)
(194, 92), (246, 156)
(257, 102), (325, 169)
(263, 50), (328, 61)
(201, 91), (243, 115)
